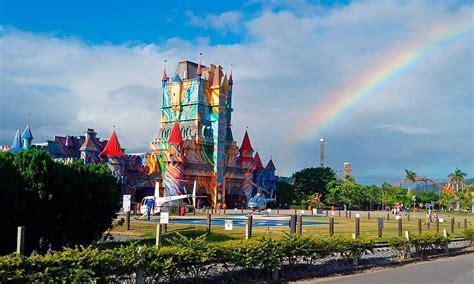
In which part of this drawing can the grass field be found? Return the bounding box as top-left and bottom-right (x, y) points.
(110, 210), (474, 246)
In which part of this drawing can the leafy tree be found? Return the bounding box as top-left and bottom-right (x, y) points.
(0, 150), (121, 255)
(274, 181), (296, 208)
(448, 168), (467, 192)
(325, 179), (365, 209)
(414, 190), (439, 205)
(292, 167), (336, 198)
(404, 169), (417, 193)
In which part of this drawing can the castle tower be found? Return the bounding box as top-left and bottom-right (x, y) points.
(79, 128), (100, 164)
(100, 131), (126, 178)
(8, 130), (23, 153)
(240, 131), (255, 200)
(21, 125), (33, 150)
(164, 120), (184, 197)
(151, 60), (233, 208)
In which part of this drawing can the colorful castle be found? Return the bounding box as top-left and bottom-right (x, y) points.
(148, 60), (277, 208)
(1, 60), (278, 208)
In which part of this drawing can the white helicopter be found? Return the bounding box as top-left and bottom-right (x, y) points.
(247, 180), (276, 211)
(139, 180), (201, 217)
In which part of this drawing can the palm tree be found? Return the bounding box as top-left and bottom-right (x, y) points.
(448, 168), (467, 192)
(404, 169), (417, 194)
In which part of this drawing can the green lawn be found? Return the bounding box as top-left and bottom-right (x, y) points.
(110, 211), (474, 245)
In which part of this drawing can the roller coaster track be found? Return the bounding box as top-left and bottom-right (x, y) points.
(392, 176), (455, 195)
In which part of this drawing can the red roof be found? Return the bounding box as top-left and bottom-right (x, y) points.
(168, 121), (183, 144)
(254, 152), (264, 170)
(100, 131), (125, 157)
(240, 131), (253, 152)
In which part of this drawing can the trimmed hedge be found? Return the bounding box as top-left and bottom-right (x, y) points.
(0, 232), (455, 282)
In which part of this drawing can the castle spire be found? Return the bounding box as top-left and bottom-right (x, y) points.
(100, 131), (125, 157)
(228, 64), (233, 85)
(240, 130), (253, 152)
(21, 124), (33, 150)
(168, 120), (183, 144)
(9, 130), (23, 153)
(162, 60), (168, 81)
(254, 152), (264, 170)
(196, 53), (203, 78)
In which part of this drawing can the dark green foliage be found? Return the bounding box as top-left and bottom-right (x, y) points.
(275, 181), (296, 208)
(0, 150), (121, 255)
(461, 228), (474, 245)
(1, 232), (458, 282)
(410, 232), (448, 258)
(292, 167), (336, 197)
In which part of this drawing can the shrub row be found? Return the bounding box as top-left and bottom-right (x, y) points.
(1, 230), (465, 283)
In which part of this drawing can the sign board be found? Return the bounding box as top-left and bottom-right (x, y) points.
(355, 213), (360, 218)
(395, 215), (401, 220)
(160, 212), (169, 224)
(225, 219), (233, 230)
(378, 218), (384, 229)
(439, 218), (444, 223)
(123, 195), (131, 212)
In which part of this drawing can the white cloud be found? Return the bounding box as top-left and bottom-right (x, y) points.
(1, 1), (473, 183)
(186, 11), (242, 34)
(375, 124), (437, 135)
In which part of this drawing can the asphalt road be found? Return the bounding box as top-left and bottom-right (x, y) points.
(302, 254), (473, 284)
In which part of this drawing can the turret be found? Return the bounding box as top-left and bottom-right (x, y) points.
(100, 131), (126, 192)
(8, 130), (23, 153)
(164, 121), (184, 198)
(162, 62), (168, 87)
(240, 130), (255, 201)
(79, 128), (100, 164)
(21, 125), (33, 150)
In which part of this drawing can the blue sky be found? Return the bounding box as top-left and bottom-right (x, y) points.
(0, 0), (473, 184)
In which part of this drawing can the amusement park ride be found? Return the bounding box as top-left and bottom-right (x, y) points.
(391, 176), (457, 195)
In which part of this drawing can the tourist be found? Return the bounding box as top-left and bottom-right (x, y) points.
(146, 198), (155, 221)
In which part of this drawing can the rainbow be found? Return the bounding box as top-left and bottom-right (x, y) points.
(289, 22), (473, 145)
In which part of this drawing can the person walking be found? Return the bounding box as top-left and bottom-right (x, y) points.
(146, 198), (155, 221)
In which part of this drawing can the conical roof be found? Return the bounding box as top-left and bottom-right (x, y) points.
(162, 65), (168, 81)
(9, 130), (23, 152)
(254, 152), (264, 170)
(100, 131), (125, 157)
(265, 159), (276, 170)
(79, 132), (99, 152)
(21, 125), (33, 140)
(168, 121), (183, 144)
(240, 131), (253, 152)
(173, 73), (182, 83)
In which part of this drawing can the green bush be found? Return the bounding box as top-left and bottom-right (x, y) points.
(462, 228), (474, 245)
(410, 232), (447, 258)
(1, 232), (456, 282)
(330, 235), (373, 264)
(388, 237), (410, 259)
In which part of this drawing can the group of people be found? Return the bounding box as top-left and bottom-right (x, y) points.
(384, 204), (410, 216)
(425, 208), (438, 223)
